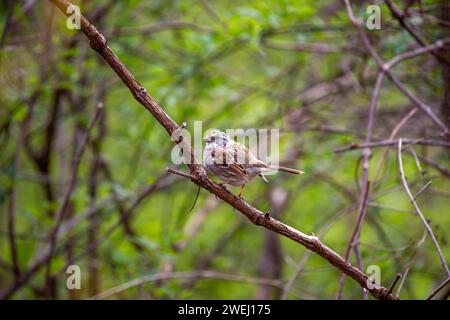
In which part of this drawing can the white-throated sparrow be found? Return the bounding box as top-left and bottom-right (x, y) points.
(203, 130), (303, 197)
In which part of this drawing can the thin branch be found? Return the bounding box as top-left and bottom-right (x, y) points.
(262, 39), (345, 54)
(387, 273), (402, 295)
(384, 0), (449, 66)
(103, 21), (212, 37)
(398, 139), (450, 278)
(100, 159), (145, 252)
(173, 196), (220, 252)
(336, 181), (371, 299)
(0, 0), (14, 49)
(165, 167), (197, 180)
(344, 0), (449, 133)
(197, 0), (226, 29)
(396, 268), (410, 297)
(336, 70), (385, 300)
(334, 139), (450, 153)
(6, 105), (35, 282)
(91, 270), (284, 300)
(370, 108), (418, 195)
(385, 38), (450, 69)
(181, 221), (244, 290)
(415, 153), (450, 178)
(280, 204), (355, 299)
(427, 277), (450, 300)
(412, 180), (432, 201)
(44, 103), (103, 293)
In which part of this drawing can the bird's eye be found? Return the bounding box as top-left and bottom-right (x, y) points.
(211, 136), (215, 141)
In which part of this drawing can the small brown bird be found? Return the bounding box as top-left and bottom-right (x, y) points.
(203, 130), (304, 197)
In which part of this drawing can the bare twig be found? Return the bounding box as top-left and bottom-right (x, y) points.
(181, 221), (244, 290)
(6, 105), (35, 282)
(398, 139), (450, 278)
(103, 21), (212, 37)
(44, 103), (103, 293)
(173, 196), (220, 252)
(427, 277), (450, 300)
(262, 39), (345, 54)
(280, 204), (356, 299)
(344, 0), (449, 133)
(336, 70), (385, 300)
(415, 154), (450, 178)
(412, 181), (432, 201)
(385, 38), (450, 69)
(396, 268), (410, 297)
(100, 159), (145, 252)
(165, 167), (197, 180)
(336, 181), (371, 299)
(371, 108), (418, 193)
(384, 0), (449, 66)
(334, 139), (450, 153)
(0, 0), (14, 49)
(91, 270), (284, 300)
(387, 273), (402, 295)
(197, 0), (226, 29)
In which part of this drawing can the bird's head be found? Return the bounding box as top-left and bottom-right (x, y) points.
(204, 129), (230, 147)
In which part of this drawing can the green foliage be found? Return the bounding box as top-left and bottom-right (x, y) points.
(0, 0), (449, 300)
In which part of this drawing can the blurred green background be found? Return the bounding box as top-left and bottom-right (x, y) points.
(0, 0), (449, 299)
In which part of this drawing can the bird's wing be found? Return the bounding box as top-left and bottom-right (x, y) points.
(210, 142), (271, 177)
(210, 145), (248, 178)
(231, 141), (270, 170)
(228, 163), (247, 177)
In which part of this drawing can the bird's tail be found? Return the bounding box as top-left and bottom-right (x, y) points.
(269, 165), (304, 175)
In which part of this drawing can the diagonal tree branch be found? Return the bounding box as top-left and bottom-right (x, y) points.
(47, 0), (397, 300)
